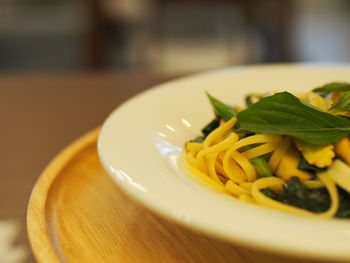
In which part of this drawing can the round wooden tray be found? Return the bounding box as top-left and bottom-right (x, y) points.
(27, 129), (330, 263)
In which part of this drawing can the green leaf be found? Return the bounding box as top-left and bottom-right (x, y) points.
(261, 188), (279, 199)
(201, 119), (220, 137)
(244, 145), (273, 177)
(263, 177), (331, 213)
(329, 90), (350, 112)
(262, 177), (350, 218)
(191, 135), (205, 143)
(236, 92), (350, 145)
(251, 157), (273, 177)
(336, 188), (350, 218)
(313, 82), (350, 96)
(206, 92), (237, 121)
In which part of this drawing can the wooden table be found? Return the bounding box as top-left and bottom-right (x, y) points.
(0, 72), (175, 262)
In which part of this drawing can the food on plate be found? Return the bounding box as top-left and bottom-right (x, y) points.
(184, 82), (350, 218)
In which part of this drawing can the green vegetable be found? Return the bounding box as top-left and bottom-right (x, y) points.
(262, 177), (350, 218)
(191, 119), (220, 143)
(336, 188), (350, 218)
(206, 92), (237, 121)
(261, 188), (279, 199)
(244, 145), (273, 177)
(251, 157), (273, 177)
(201, 119), (220, 137)
(236, 92), (350, 145)
(191, 135), (205, 143)
(329, 90), (350, 113)
(298, 156), (326, 173)
(264, 177), (331, 213)
(313, 82), (350, 96)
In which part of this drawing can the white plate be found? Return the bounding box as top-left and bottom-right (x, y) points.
(98, 64), (350, 261)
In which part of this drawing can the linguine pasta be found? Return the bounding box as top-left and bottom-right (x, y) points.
(184, 86), (350, 218)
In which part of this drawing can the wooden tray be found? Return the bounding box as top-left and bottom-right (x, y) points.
(27, 129), (329, 263)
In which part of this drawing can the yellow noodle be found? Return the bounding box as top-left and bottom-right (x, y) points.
(228, 159), (246, 183)
(251, 177), (317, 216)
(303, 180), (324, 189)
(207, 153), (223, 184)
(239, 182), (253, 191)
(185, 152), (198, 167)
(196, 133), (238, 170)
(217, 151), (225, 162)
(251, 176), (338, 218)
(225, 180), (250, 196)
(186, 164), (225, 192)
(239, 194), (255, 203)
(242, 143), (275, 159)
(186, 142), (202, 153)
(232, 134), (281, 151)
(184, 99), (342, 218)
(212, 136), (225, 145)
(202, 118), (236, 149)
(232, 151), (257, 182)
(215, 160), (226, 177)
(268, 136), (291, 172)
(218, 174), (229, 184)
(315, 172), (339, 218)
(223, 146), (246, 183)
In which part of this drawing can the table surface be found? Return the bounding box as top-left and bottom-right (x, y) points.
(0, 72), (176, 263)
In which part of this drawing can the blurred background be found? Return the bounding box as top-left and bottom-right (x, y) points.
(2, 1), (350, 262)
(1, 0), (350, 74)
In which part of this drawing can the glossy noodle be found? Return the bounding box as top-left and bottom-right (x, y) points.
(184, 84), (350, 218)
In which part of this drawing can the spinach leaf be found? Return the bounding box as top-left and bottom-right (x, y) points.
(262, 177), (350, 218)
(206, 92), (237, 121)
(279, 177), (331, 213)
(329, 90), (350, 113)
(298, 156), (326, 173)
(201, 119), (220, 137)
(261, 188), (279, 199)
(263, 177), (331, 213)
(236, 92), (350, 145)
(337, 188), (350, 218)
(313, 82), (350, 96)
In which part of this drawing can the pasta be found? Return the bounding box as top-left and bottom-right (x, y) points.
(185, 84), (350, 219)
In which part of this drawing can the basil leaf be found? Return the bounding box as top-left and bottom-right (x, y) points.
(201, 119), (220, 137)
(338, 115), (350, 122)
(236, 92), (350, 145)
(206, 92), (237, 121)
(329, 90), (350, 112)
(313, 82), (350, 96)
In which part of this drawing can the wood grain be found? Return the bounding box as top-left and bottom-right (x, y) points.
(27, 129), (335, 263)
